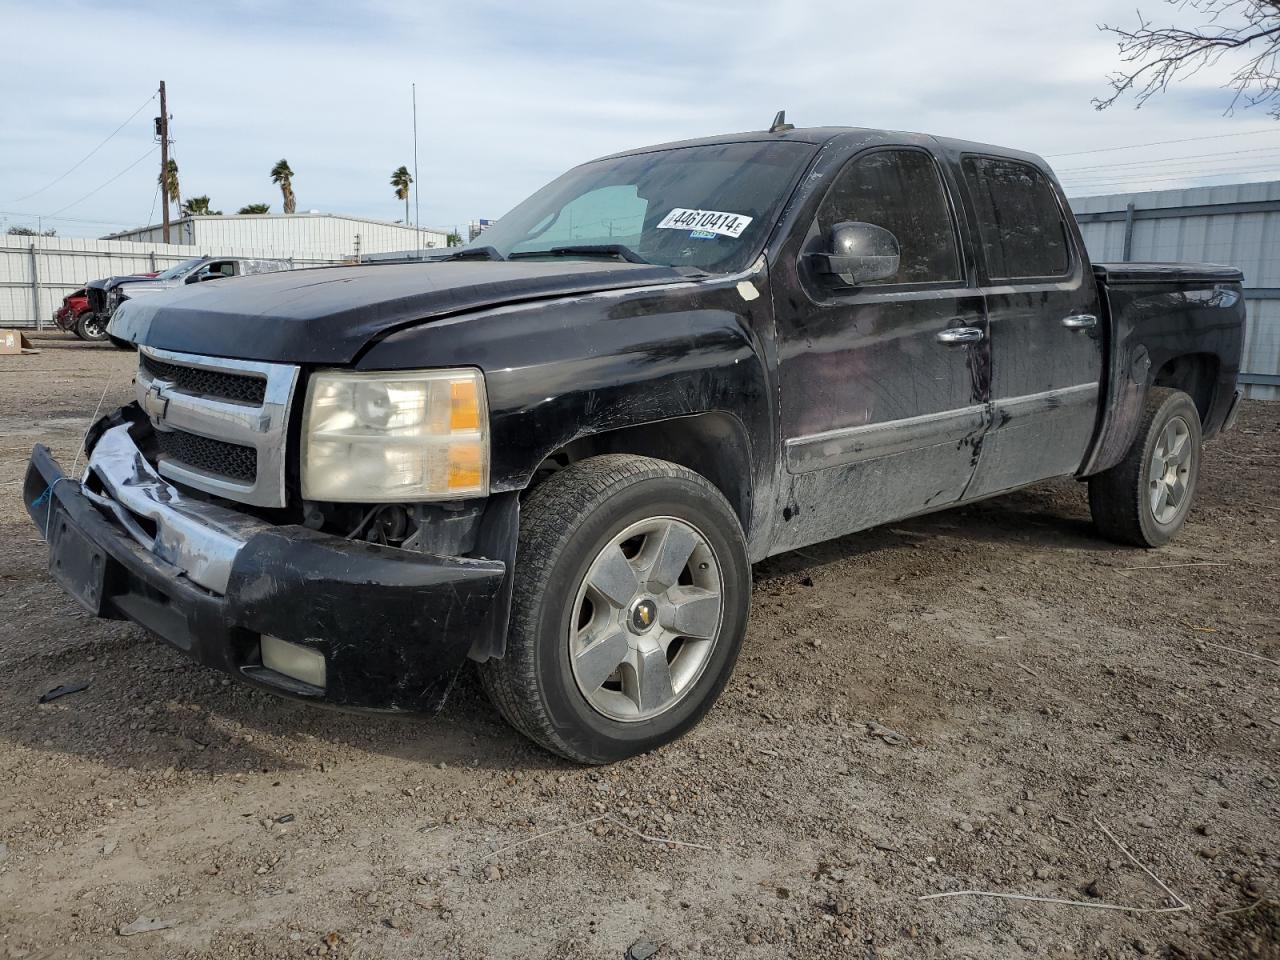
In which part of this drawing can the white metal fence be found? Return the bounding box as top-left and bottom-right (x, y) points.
(0, 235), (342, 330)
(1071, 180), (1280, 401)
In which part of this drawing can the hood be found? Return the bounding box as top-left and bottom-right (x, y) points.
(89, 274), (155, 292)
(117, 278), (179, 298)
(109, 259), (690, 363)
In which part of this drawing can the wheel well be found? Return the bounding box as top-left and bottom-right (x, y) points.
(1152, 353), (1218, 425)
(527, 413), (754, 535)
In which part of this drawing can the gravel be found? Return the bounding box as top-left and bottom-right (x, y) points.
(0, 334), (1276, 959)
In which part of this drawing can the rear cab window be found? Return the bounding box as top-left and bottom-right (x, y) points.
(961, 156), (1070, 281)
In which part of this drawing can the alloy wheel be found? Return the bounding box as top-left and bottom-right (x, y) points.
(568, 516), (723, 722)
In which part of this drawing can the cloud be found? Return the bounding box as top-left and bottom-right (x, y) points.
(2, 0), (1278, 238)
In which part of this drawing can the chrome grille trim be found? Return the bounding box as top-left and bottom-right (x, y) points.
(137, 345), (299, 508)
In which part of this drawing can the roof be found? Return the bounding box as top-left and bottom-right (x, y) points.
(597, 125), (1048, 170)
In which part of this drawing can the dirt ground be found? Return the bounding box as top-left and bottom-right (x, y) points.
(0, 332), (1276, 960)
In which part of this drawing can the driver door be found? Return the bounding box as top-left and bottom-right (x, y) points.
(771, 146), (990, 553)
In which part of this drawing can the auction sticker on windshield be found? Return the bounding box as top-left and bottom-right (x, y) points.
(657, 208), (753, 239)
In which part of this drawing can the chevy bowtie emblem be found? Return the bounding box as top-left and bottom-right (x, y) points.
(629, 598), (658, 633)
(142, 381), (172, 421)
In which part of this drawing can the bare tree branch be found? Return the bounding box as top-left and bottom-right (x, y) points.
(1097, 1), (1280, 118)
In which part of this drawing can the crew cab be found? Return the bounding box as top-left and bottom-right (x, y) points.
(25, 123), (1245, 764)
(83, 256), (292, 340)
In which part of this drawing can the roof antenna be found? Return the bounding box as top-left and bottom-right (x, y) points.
(769, 110), (794, 133)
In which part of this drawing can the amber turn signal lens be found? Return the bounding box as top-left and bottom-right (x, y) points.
(450, 380), (480, 431)
(446, 442), (484, 490)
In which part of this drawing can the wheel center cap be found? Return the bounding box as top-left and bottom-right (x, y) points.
(628, 598), (658, 634)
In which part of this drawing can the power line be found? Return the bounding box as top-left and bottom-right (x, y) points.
(8, 92), (157, 203)
(49, 145), (159, 216)
(0, 209), (137, 226)
(1045, 128), (1280, 159)
(1057, 145), (1280, 174)
(1064, 166), (1280, 193)
(146, 180), (161, 231)
(1060, 158), (1280, 185)
(1059, 154), (1280, 182)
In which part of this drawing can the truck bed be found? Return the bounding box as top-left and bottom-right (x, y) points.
(1083, 260), (1245, 476)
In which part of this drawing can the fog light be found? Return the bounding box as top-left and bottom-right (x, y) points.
(260, 635), (326, 688)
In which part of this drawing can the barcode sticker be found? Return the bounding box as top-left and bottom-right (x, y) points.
(657, 208), (753, 239)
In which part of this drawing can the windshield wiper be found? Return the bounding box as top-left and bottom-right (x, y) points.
(508, 244), (650, 265)
(429, 245), (504, 262)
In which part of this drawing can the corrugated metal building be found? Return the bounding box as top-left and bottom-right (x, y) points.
(105, 213), (449, 259)
(1071, 180), (1280, 400)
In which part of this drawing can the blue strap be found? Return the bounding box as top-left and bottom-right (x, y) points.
(37, 476), (81, 542)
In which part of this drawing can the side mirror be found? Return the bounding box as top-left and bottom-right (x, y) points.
(811, 221), (900, 286)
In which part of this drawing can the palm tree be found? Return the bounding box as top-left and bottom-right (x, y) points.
(181, 195), (221, 216)
(159, 159), (180, 214)
(390, 165), (413, 224)
(238, 203), (270, 214)
(271, 159), (296, 214)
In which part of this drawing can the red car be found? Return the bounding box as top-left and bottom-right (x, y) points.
(55, 274), (159, 340)
(52, 288), (92, 337)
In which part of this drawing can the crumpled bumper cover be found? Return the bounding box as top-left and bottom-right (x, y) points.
(24, 441), (506, 714)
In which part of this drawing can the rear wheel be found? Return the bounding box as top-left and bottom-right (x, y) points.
(76, 312), (108, 341)
(478, 455), (750, 764)
(1088, 387), (1202, 547)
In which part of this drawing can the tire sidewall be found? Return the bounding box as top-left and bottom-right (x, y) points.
(525, 475), (749, 763)
(1136, 393), (1202, 546)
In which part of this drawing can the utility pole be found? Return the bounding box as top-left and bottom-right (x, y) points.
(412, 82), (422, 260)
(158, 81), (170, 243)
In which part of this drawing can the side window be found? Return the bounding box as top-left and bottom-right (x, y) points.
(962, 157), (1069, 280)
(817, 149), (960, 285)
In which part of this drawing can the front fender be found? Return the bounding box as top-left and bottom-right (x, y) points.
(357, 271), (777, 499)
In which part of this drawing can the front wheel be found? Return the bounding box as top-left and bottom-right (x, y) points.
(478, 455), (750, 764)
(76, 312), (109, 341)
(1088, 387), (1202, 548)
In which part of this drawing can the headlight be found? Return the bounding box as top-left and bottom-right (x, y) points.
(301, 368), (489, 502)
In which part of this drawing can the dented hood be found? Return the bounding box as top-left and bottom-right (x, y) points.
(109, 259), (688, 364)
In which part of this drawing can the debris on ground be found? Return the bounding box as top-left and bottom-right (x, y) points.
(866, 720), (910, 746)
(37, 680), (90, 704)
(117, 916), (180, 937)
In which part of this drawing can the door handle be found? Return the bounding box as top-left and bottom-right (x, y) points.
(1061, 313), (1098, 331)
(935, 326), (984, 345)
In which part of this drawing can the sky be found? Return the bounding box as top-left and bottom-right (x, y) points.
(3, 0), (1280, 239)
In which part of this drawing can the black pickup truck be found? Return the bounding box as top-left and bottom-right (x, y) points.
(25, 123), (1245, 763)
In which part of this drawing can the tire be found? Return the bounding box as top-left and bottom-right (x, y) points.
(76, 312), (108, 341)
(478, 454), (750, 764)
(1088, 387), (1202, 548)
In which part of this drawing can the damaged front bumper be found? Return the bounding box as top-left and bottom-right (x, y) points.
(23, 423), (506, 714)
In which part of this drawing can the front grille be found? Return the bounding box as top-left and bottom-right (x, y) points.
(156, 430), (257, 483)
(141, 353), (267, 405)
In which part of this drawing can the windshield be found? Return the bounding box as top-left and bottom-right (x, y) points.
(468, 141), (815, 273)
(154, 257), (205, 281)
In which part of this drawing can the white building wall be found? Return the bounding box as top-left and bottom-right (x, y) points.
(1071, 179), (1280, 401)
(109, 214), (448, 259)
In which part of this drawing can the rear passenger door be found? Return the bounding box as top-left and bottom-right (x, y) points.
(958, 155), (1103, 497)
